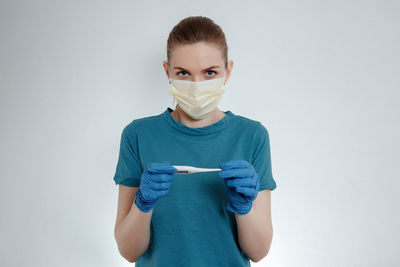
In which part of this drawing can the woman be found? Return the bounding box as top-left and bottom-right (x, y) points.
(113, 16), (277, 266)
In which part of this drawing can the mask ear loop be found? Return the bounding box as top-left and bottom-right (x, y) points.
(171, 95), (177, 110)
(223, 72), (227, 86)
(169, 79), (177, 109)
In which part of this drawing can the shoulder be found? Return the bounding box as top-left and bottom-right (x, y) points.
(231, 113), (272, 150)
(233, 113), (269, 135)
(122, 112), (163, 134)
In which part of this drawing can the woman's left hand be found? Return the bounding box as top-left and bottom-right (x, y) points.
(219, 159), (260, 215)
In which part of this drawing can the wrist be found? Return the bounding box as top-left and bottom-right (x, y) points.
(226, 199), (252, 215)
(134, 188), (155, 213)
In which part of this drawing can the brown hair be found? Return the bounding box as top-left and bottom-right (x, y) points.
(166, 16), (228, 70)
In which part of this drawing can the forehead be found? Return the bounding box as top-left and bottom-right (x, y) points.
(169, 41), (224, 70)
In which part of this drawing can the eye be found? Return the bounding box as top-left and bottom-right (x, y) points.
(177, 71), (188, 77)
(206, 70), (217, 77)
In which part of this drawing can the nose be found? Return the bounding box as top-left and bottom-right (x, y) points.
(191, 76), (202, 82)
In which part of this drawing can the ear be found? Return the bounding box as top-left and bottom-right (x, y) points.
(225, 59), (234, 83)
(163, 61), (170, 79)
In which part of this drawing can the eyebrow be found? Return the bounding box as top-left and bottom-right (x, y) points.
(173, 65), (221, 71)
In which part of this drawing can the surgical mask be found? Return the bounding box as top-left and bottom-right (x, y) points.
(168, 74), (226, 120)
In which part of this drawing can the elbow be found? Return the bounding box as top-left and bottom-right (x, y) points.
(126, 256), (138, 263)
(114, 226), (139, 263)
(251, 250), (268, 263)
(250, 235), (273, 263)
(117, 245), (139, 263)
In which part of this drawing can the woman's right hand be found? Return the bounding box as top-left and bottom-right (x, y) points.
(134, 161), (178, 212)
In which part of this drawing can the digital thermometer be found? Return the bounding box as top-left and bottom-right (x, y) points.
(172, 165), (222, 174)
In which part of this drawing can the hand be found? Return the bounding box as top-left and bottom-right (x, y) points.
(134, 161), (177, 212)
(219, 159), (260, 215)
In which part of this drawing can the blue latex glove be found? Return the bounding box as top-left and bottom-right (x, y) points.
(134, 161), (178, 212)
(219, 159), (260, 215)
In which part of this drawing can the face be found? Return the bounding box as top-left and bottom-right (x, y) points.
(163, 41), (233, 83)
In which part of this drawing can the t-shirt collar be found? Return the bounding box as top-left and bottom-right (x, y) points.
(162, 107), (235, 136)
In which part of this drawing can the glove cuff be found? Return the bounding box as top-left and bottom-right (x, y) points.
(134, 188), (155, 213)
(226, 199), (252, 215)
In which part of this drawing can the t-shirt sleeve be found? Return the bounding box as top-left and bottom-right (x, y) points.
(113, 123), (143, 187)
(251, 123), (277, 191)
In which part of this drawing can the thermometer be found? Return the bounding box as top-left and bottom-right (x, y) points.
(172, 165), (222, 174)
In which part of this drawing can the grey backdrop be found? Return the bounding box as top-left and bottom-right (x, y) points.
(1, 1), (399, 266)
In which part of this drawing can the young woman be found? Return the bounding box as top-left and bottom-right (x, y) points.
(113, 16), (277, 266)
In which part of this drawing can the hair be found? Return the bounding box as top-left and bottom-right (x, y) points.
(166, 16), (228, 70)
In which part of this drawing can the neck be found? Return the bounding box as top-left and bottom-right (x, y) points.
(171, 105), (226, 128)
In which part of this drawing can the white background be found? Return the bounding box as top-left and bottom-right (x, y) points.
(0, 0), (399, 266)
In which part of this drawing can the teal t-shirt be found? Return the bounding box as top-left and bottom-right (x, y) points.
(113, 107), (277, 266)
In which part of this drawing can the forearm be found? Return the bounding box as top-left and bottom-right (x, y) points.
(235, 205), (273, 262)
(114, 198), (153, 262)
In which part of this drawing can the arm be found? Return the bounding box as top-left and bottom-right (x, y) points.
(235, 189), (273, 262)
(114, 185), (153, 263)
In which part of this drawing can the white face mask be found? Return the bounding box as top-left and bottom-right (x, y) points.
(168, 74), (226, 120)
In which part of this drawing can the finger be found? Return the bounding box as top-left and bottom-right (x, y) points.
(149, 181), (171, 191)
(155, 189), (170, 197)
(148, 173), (173, 183)
(236, 186), (257, 197)
(219, 159), (251, 170)
(147, 162), (177, 174)
(226, 178), (253, 188)
(219, 168), (253, 179)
